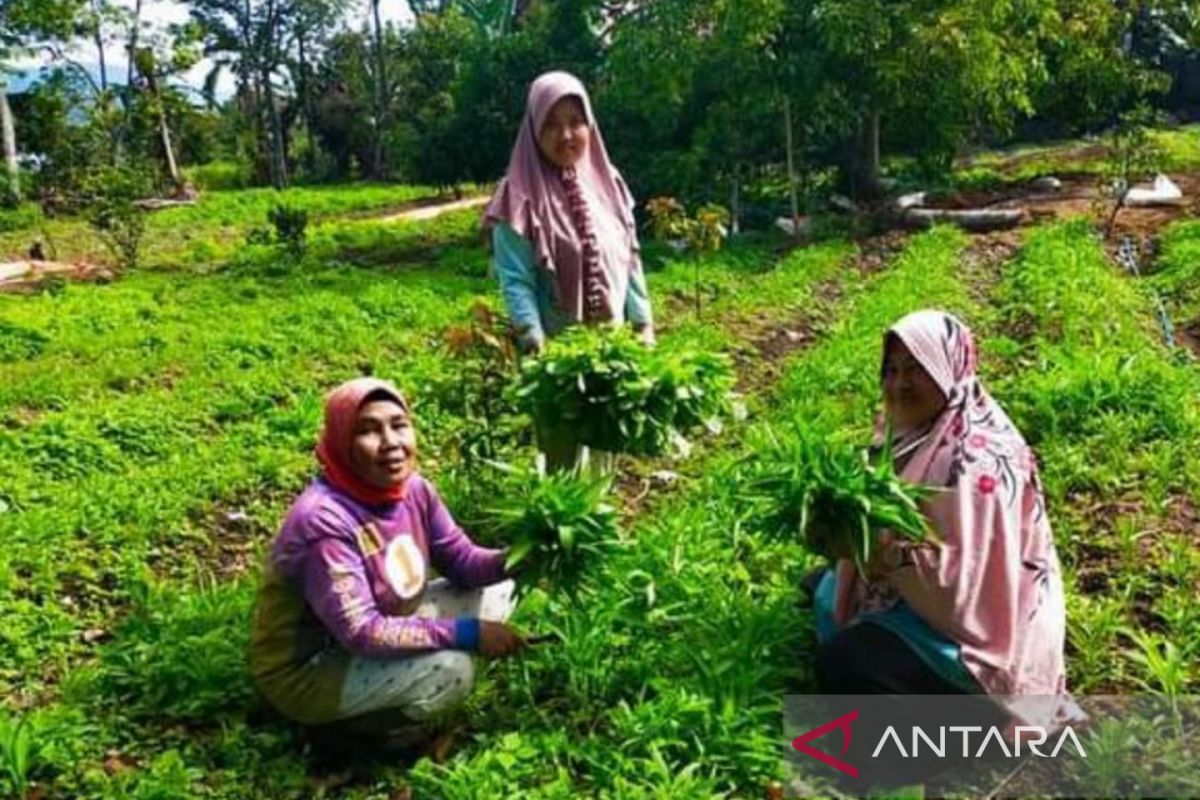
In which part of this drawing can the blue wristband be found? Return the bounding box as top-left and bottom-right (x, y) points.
(454, 617), (481, 650)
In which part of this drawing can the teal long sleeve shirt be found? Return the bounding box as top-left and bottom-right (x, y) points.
(491, 222), (653, 348)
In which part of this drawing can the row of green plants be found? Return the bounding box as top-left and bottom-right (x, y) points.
(6, 212), (1197, 796)
(984, 221), (1200, 698)
(399, 226), (978, 798)
(0, 203), (856, 796)
(1152, 218), (1200, 330)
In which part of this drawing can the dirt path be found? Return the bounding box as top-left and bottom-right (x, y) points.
(379, 195), (489, 223)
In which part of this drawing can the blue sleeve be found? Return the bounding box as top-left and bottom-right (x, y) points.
(492, 223), (545, 346)
(625, 253), (654, 327)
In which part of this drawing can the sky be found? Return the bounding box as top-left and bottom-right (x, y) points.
(9, 0), (415, 99)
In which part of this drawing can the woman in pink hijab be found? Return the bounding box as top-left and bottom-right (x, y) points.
(485, 71), (654, 473)
(809, 310), (1071, 706)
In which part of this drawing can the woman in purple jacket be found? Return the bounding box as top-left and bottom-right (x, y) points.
(250, 377), (522, 751)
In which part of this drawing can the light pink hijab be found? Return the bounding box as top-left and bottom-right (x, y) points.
(835, 310), (1072, 707)
(484, 71), (639, 322)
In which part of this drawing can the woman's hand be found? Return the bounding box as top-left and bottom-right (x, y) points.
(479, 621), (526, 658)
(866, 530), (916, 580)
(865, 531), (897, 581)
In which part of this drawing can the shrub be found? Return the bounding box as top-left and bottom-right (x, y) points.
(83, 165), (151, 271)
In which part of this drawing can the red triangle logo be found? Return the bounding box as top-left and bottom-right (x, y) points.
(791, 708), (859, 778)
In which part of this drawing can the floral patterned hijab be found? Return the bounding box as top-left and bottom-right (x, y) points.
(837, 310), (1072, 709)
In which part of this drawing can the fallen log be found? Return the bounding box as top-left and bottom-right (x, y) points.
(901, 207), (1026, 232)
(132, 197), (197, 211)
(0, 259), (113, 292)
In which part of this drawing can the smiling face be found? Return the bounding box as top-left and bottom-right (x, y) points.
(537, 95), (590, 170)
(348, 399), (416, 489)
(882, 335), (947, 433)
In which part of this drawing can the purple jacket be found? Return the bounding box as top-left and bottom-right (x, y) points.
(268, 475), (507, 655)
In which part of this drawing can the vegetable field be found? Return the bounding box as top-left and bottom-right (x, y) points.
(2, 137), (1200, 799)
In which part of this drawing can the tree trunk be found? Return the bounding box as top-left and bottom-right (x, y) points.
(297, 26), (317, 176)
(96, 34), (109, 91)
(729, 164), (740, 236)
(95, 41), (109, 92)
(262, 71), (288, 189)
(257, 0), (288, 189)
(1, 84), (20, 203)
(783, 95), (800, 240)
(117, 0), (143, 156)
(159, 105), (182, 190)
(91, 0), (109, 91)
(125, 0), (141, 94)
(141, 67), (183, 192)
(853, 108), (883, 200)
(370, 0), (388, 179)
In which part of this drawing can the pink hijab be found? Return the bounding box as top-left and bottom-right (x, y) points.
(484, 71), (639, 322)
(834, 310), (1072, 706)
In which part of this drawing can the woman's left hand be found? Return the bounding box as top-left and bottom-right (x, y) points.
(865, 531), (897, 581)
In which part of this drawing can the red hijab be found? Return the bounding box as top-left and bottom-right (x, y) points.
(315, 377), (411, 507)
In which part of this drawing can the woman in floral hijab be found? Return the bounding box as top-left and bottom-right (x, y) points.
(811, 310), (1071, 711)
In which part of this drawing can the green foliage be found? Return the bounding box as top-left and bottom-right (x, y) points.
(646, 197), (730, 254)
(1103, 105), (1167, 236)
(483, 468), (620, 595)
(0, 319), (48, 363)
(0, 202), (40, 233)
(646, 197), (732, 315)
(98, 580), (257, 722)
(1032, 2), (1168, 137)
(0, 711), (38, 796)
(1153, 218), (1200, 322)
(266, 203), (309, 258)
(743, 424), (937, 572)
(83, 165), (151, 271)
(1006, 352), (1196, 446)
(515, 327), (735, 458)
(3, 172), (1200, 798)
(184, 161), (252, 191)
(434, 299), (525, 471)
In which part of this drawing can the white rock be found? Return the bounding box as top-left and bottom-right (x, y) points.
(1125, 174), (1184, 207)
(1030, 176), (1062, 192)
(775, 216), (811, 237)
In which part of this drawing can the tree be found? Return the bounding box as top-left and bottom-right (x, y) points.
(1, 0), (85, 203)
(810, 0), (1060, 198)
(369, 0), (388, 178)
(78, 0), (132, 92)
(289, 0), (349, 176)
(188, 0), (295, 187)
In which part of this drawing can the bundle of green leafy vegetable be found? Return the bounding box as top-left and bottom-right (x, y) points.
(483, 467), (621, 594)
(744, 424), (939, 574)
(513, 327), (735, 457)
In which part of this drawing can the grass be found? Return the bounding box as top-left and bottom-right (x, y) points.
(0, 174), (1198, 796)
(1151, 218), (1200, 328)
(951, 123), (1200, 190)
(0, 181), (476, 272)
(0, 192), (863, 797)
